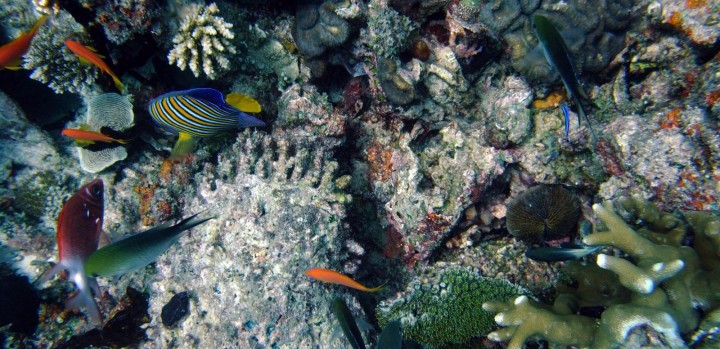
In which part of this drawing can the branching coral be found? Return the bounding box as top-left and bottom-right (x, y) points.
(23, 10), (99, 95)
(167, 2), (236, 79)
(484, 197), (720, 348)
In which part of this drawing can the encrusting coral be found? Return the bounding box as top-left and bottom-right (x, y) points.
(376, 267), (527, 348)
(483, 197), (720, 348)
(167, 2), (235, 79)
(294, 0), (350, 58)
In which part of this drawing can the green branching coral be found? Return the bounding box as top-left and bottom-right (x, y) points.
(483, 197), (720, 348)
(376, 267), (526, 348)
(23, 10), (98, 95)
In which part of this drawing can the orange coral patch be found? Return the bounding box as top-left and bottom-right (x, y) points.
(706, 90), (720, 106)
(685, 0), (706, 8)
(660, 108), (681, 129)
(367, 140), (393, 182)
(531, 90), (567, 109)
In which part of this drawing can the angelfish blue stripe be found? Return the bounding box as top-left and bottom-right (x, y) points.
(149, 95), (242, 137)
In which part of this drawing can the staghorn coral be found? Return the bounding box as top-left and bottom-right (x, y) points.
(167, 2), (236, 79)
(484, 197), (720, 348)
(23, 10), (99, 95)
(376, 266), (527, 348)
(76, 93), (134, 173)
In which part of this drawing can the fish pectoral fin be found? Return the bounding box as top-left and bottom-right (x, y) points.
(3, 58), (23, 70)
(77, 57), (92, 66)
(74, 139), (95, 148)
(170, 132), (195, 158)
(226, 93), (262, 113)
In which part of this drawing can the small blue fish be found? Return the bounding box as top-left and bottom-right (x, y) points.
(148, 88), (265, 158)
(561, 104), (571, 140)
(525, 243), (602, 262)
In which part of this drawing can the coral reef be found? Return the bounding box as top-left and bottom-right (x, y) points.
(167, 3), (236, 79)
(377, 266), (527, 348)
(96, 0), (159, 45)
(484, 198), (720, 348)
(294, 0), (350, 58)
(23, 10), (99, 95)
(661, 0), (720, 46)
(448, 0), (637, 82)
(76, 93), (134, 173)
(359, 0), (418, 59)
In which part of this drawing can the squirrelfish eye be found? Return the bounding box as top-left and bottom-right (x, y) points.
(92, 184), (102, 196)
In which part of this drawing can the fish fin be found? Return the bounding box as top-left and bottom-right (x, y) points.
(74, 139), (95, 148)
(112, 76), (125, 95)
(377, 320), (403, 349)
(77, 57), (92, 66)
(29, 15), (48, 36)
(170, 132), (195, 158)
(3, 59), (23, 70)
(79, 124), (92, 130)
(226, 93), (262, 113)
(332, 297), (366, 349)
(36, 263), (64, 285)
(65, 288), (103, 327)
(84, 46), (104, 58)
(572, 94), (597, 139)
(366, 281), (386, 292)
(183, 88), (227, 106)
(98, 230), (112, 248)
(236, 112), (266, 128)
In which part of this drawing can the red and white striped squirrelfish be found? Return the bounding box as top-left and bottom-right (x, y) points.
(38, 179), (105, 326)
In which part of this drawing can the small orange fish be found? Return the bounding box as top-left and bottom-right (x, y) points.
(65, 39), (125, 93)
(305, 268), (384, 292)
(0, 15), (47, 70)
(62, 127), (128, 146)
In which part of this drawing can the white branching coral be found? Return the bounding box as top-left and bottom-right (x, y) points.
(167, 3), (236, 79)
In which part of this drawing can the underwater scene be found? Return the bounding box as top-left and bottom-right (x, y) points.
(1, 0), (719, 348)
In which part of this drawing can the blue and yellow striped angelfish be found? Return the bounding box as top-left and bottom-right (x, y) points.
(148, 88), (264, 158)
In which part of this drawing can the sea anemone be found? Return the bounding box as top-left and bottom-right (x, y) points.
(505, 184), (580, 243)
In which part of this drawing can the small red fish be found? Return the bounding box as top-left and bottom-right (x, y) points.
(62, 128), (128, 146)
(0, 15), (47, 70)
(305, 268), (384, 292)
(65, 39), (125, 93)
(39, 179), (105, 326)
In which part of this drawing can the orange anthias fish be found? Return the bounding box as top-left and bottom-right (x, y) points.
(62, 126), (128, 147)
(305, 268), (384, 292)
(65, 39), (125, 93)
(38, 179), (105, 326)
(0, 15), (47, 70)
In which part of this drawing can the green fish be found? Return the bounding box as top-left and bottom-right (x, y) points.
(532, 14), (596, 137)
(332, 297), (366, 349)
(84, 213), (214, 277)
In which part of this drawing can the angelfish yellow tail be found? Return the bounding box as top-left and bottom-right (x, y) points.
(170, 132), (195, 158)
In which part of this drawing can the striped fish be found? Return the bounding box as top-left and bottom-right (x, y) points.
(148, 88), (264, 157)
